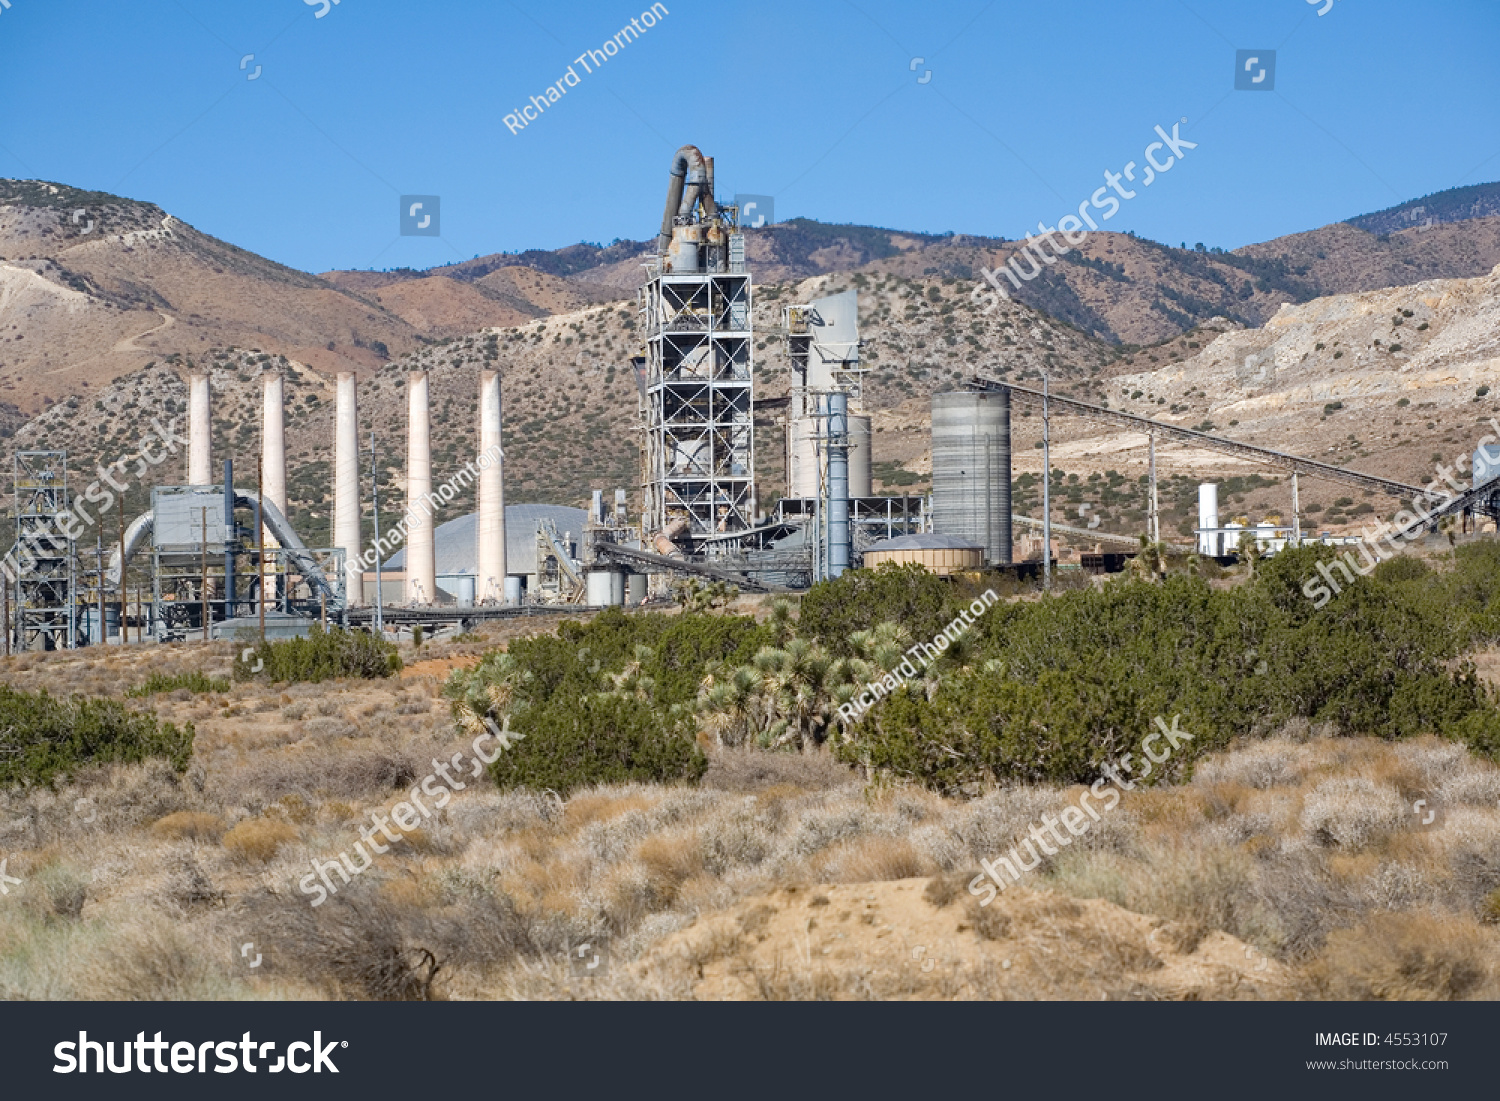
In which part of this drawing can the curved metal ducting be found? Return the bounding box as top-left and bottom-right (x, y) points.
(656, 144), (710, 257)
(106, 493), (338, 601)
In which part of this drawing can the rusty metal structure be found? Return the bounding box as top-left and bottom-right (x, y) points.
(639, 145), (755, 551)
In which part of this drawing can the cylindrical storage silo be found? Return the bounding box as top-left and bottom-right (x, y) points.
(610, 571), (625, 605)
(848, 414), (872, 498)
(503, 576), (523, 606)
(787, 417), (819, 498)
(626, 573), (647, 605)
(586, 571), (619, 607)
(931, 391), (1012, 565)
(448, 576), (476, 607)
(1197, 483), (1219, 556)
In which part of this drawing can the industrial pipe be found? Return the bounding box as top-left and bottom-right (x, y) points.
(656, 144), (708, 257)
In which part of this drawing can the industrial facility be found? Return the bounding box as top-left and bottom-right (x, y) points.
(8, 141), (1500, 652)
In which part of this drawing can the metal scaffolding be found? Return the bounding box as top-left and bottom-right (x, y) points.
(639, 269), (756, 544)
(12, 451), (75, 651)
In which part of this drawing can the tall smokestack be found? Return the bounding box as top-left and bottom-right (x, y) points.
(477, 370), (507, 603)
(334, 372), (362, 603)
(188, 373), (211, 485)
(405, 371), (436, 605)
(261, 372), (287, 521)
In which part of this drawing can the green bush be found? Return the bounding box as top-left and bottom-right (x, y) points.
(447, 607), (764, 794)
(485, 692), (706, 795)
(0, 686), (194, 788)
(234, 626), (402, 684)
(831, 545), (1500, 792)
(126, 670), (230, 697)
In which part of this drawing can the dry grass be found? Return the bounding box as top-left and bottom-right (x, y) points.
(221, 818), (298, 864)
(2, 639), (1500, 1001)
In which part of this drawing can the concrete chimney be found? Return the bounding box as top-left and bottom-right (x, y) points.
(188, 373), (211, 485)
(261, 372), (287, 524)
(405, 371), (436, 605)
(477, 370), (507, 603)
(334, 372), (362, 603)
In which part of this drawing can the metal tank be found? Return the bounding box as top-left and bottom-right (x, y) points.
(931, 391), (1012, 565)
(586, 571), (620, 607)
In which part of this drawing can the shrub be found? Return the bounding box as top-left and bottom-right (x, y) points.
(126, 671), (230, 697)
(234, 626), (401, 683)
(487, 693), (706, 796)
(221, 817), (298, 863)
(0, 686), (194, 788)
(150, 811), (227, 841)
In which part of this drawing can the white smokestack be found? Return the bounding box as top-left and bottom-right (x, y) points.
(1198, 483), (1220, 556)
(405, 371), (436, 605)
(188, 373), (210, 485)
(334, 372), (362, 603)
(261, 372), (287, 521)
(477, 370), (507, 603)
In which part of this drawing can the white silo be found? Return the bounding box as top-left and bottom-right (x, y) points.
(1197, 483), (1219, 556)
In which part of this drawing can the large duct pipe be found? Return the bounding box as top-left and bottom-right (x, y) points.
(261, 372), (287, 523)
(188, 373), (210, 485)
(405, 371), (436, 605)
(334, 373), (362, 603)
(656, 144), (708, 257)
(477, 370), (507, 603)
(827, 392), (851, 579)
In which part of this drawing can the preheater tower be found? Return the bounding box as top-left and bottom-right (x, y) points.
(640, 144), (754, 543)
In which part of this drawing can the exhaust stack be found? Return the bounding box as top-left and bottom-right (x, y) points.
(405, 371), (436, 605)
(188, 373), (211, 485)
(477, 370), (507, 603)
(334, 372), (362, 602)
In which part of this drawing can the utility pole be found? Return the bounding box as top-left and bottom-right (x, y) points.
(1148, 430), (1160, 547)
(370, 431), (383, 637)
(96, 537), (104, 648)
(1042, 367), (1052, 591)
(200, 507), (209, 644)
(118, 501), (128, 646)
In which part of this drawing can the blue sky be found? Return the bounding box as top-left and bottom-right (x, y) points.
(1, 0), (1496, 273)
